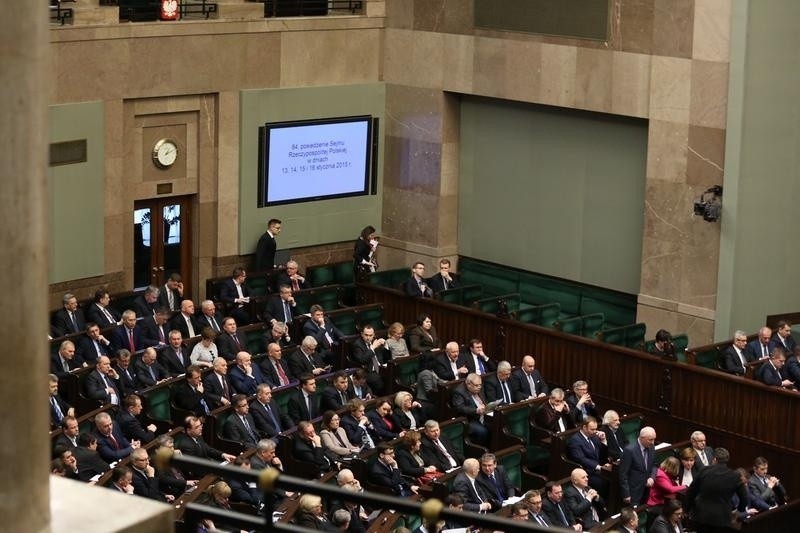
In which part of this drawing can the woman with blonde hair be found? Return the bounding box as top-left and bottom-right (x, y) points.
(647, 456), (687, 517)
(386, 322), (410, 358)
(295, 493), (329, 529)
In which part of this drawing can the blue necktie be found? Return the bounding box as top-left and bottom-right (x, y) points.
(266, 404), (280, 432)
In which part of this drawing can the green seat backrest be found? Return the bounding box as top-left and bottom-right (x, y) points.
(556, 316), (582, 335)
(503, 405), (531, 443)
(692, 347), (720, 368)
(356, 305), (385, 331)
(599, 326), (626, 346)
(582, 313), (605, 338)
(579, 291), (636, 329)
(293, 285), (341, 314)
(673, 333), (689, 362)
(273, 386), (295, 417)
(307, 264), (337, 287)
(333, 262), (355, 285)
(619, 416), (642, 444)
(624, 323), (647, 348)
(142, 386), (171, 422)
(394, 357), (420, 389)
(330, 309), (358, 336)
(516, 302), (561, 327)
(246, 276), (271, 297)
(437, 287), (464, 305)
(441, 420), (466, 456)
(243, 328), (265, 356)
(498, 449), (523, 489)
(215, 410), (231, 439)
(474, 293), (521, 314)
(367, 268), (409, 289)
(462, 284), (484, 306)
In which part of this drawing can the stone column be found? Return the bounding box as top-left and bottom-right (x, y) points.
(0, 2), (51, 532)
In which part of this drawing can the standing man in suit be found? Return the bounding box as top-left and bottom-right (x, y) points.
(450, 373), (491, 446)
(158, 273), (184, 312)
(197, 300), (224, 334)
(745, 326), (774, 361)
(287, 374), (319, 424)
(755, 348), (794, 388)
(722, 330), (755, 375)
(171, 300), (200, 340)
(477, 453), (516, 503)
(510, 355), (548, 401)
(463, 339), (497, 376)
(223, 394), (262, 449)
(277, 260), (309, 291)
(140, 308), (170, 348)
(686, 448), (748, 533)
(219, 267), (252, 326)
(432, 341), (469, 381)
(51, 292), (86, 337)
(403, 262), (433, 298)
(618, 426), (658, 505)
(112, 310), (144, 353)
(349, 325), (388, 395)
(427, 258), (459, 293)
(86, 289), (121, 328)
(566, 416), (612, 497)
(600, 410), (628, 462)
(263, 285), (297, 327)
(250, 384), (290, 439)
(254, 218), (281, 271)
(76, 322), (112, 364)
(260, 342), (293, 388)
(772, 320), (796, 354)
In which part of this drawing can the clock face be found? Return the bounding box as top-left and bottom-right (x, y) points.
(153, 139), (178, 169)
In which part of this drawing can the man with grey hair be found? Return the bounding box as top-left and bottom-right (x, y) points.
(535, 387), (574, 433)
(690, 430), (714, 469)
(51, 340), (81, 378)
(287, 335), (327, 379)
(746, 326), (773, 360)
(433, 341), (468, 381)
(133, 285), (160, 321)
(331, 509), (352, 531)
(52, 292), (86, 337)
(566, 379), (599, 424)
(618, 426), (657, 505)
(94, 411), (139, 462)
(197, 299), (224, 333)
(129, 447), (173, 502)
(722, 329), (755, 375)
(600, 410), (627, 461)
(277, 260), (309, 291)
(484, 360), (514, 404)
(250, 438), (284, 471)
(453, 458), (496, 512)
(112, 309), (143, 353)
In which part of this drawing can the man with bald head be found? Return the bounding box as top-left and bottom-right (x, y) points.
(618, 426), (658, 505)
(112, 310), (143, 353)
(260, 342), (292, 388)
(134, 347), (169, 388)
(746, 326), (774, 360)
(228, 351), (267, 395)
(51, 340), (81, 378)
(453, 458), (497, 512)
(563, 468), (605, 529)
(171, 299), (200, 339)
(511, 355), (548, 401)
(432, 341), (468, 381)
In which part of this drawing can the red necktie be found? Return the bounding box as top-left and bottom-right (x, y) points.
(109, 433), (119, 450)
(127, 329), (135, 352)
(276, 362), (289, 386)
(292, 279), (299, 291)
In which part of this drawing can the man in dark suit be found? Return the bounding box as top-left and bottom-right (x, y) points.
(250, 383), (290, 438)
(260, 342), (293, 388)
(369, 444), (418, 497)
(534, 388), (575, 433)
(216, 317), (245, 362)
(287, 336), (328, 380)
(111, 310), (144, 353)
(293, 421), (336, 473)
(172, 366), (213, 416)
(175, 416), (237, 468)
(600, 410), (628, 462)
(93, 411), (137, 463)
(170, 300), (200, 339)
(786, 345), (800, 385)
(287, 374), (318, 424)
(686, 447), (748, 532)
(618, 426), (658, 505)
(218, 267), (252, 326)
(50, 340), (82, 378)
(755, 349), (794, 388)
(450, 373), (491, 446)
(129, 448), (173, 502)
(542, 481), (580, 529)
(222, 394), (262, 448)
(349, 325), (388, 395)
(54, 416), (80, 449)
(85, 289), (120, 328)
(510, 355), (549, 401)
(277, 260), (309, 291)
(140, 308), (170, 348)
(133, 286), (160, 322)
(117, 394), (157, 444)
(85, 356), (122, 406)
(745, 326), (774, 361)
(566, 416), (612, 497)
(254, 218), (281, 271)
(427, 258), (459, 293)
(483, 361), (515, 404)
(722, 330), (755, 375)
(228, 351), (267, 395)
(263, 285), (298, 326)
(772, 320), (796, 354)
(348, 370), (373, 401)
(566, 380), (600, 425)
(197, 300), (224, 334)
(157, 273), (184, 312)
(159, 330), (190, 376)
(302, 304), (345, 357)
(134, 347), (169, 388)
(403, 262), (433, 298)
(563, 468), (606, 529)
(203, 357), (232, 409)
(432, 342), (469, 381)
(477, 453), (516, 502)
(51, 292), (86, 337)
(320, 371), (354, 413)
(462, 339), (498, 376)
(420, 420), (464, 472)
(48, 374), (74, 428)
(75, 323), (113, 365)
(690, 430), (714, 471)
(72, 433), (111, 482)
(112, 350), (138, 397)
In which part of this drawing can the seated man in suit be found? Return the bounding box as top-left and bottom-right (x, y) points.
(463, 339), (497, 376)
(171, 299), (200, 340)
(260, 342), (293, 388)
(51, 340), (82, 378)
(228, 351), (267, 395)
(218, 267), (251, 326)
(85, 355), (122, 406)
(159, 329), (190, 376)
(450, 373), (491, 446)
(51, 292), (86, 337)
(432, 341), (469, 381)
(222, 394), (262, 449)
(477, 452), (516, 503)
(746, 326), (774, 361)
(48, 374), (74, 429)
(402, 261), (433, 298)
(566, 380), (600, 425)
(277, 260), (310, 291)
(287, 374), (319, 424)
(175, 416), (237, 468)
(250, 383), (290, 438)
(320, 371), (354, 413)
(140, 308), (170, 348)
(619, 426), (658, 505)
(293, 420), (335, 472)
(755, 348), (794, 388)
(453, 458), (497, 512)
(287, 335), (329, 380)
(748, 456), (786, 507)
(263, 285), (298, 327)
(158, 272), (184, 312)
(111, 310), (144, 353)
(368, 444), (419, 496)
(483, 361), (515, 404)
(690, 430), (714, 471)
(419, 419), (464, 472)
(722, 330), (755, 375)
(76, 322), (113, 365)
(215, 317), (245, 362)
(427, 258), (459, 293)
(172, 365), (212, 416)
(600, 410), (628, 462)
(510, 355), (549, 401)
(534, 388), (575, 433)
(566, 416), (612, 498)
(542, 481), (581, 530)
(203, 357), (232, 409)
(72, 432), (111, 482)
(197, 299), (224, 333)
(129, 448), (173, 502)
(86, 288), (121, 328)
(261, 320), (293, 350)
(348, 369), (374, 401)
(94, 411), (139, 463)
(349, 325), (388, 395)
(302, 304), (345, 364)
(113, 350), (138, 397)
(117, 393), (157, 444)
(133, 285), (159, 322)
(772, 320), (796, 354)
(563, 468), (606, 530)
(134, 347), (170, 388)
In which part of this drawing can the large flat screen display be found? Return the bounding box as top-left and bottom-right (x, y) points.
(258, 115), (373, 207)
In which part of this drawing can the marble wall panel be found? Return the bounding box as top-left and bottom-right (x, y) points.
(652, 0), (694, 58)
(441, 33), (475, 94)
(611, 51), (651, 117)
(686, 125), (725, 186)
(574, 47), (613, 112)
(689, 60), (729, 129)
(386, 0), (413, 29)
(382, 135), (443, 192)
(381, 186), (440, 247)
(692, 0), (731, 62)
(614, 0), (655, 54)
(413, 0), (473, 35)
(639, 235), (682, 301)
(383, 29), (416, 85)
(538, 43), (577, 107)
(646, 120), (689, 183)
(649, 56), (692, 123)
(384, 85), (443, 142)
(280, 29), (381, 87)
